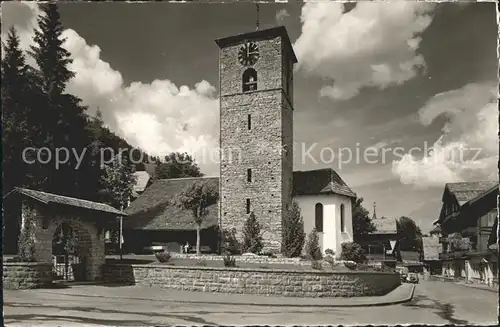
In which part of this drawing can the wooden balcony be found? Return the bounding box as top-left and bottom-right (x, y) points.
(439, 237), (448, 244)
(365, 253), (396, 262)
(439, 251), (467, 260)
(461, 226), (477, 236)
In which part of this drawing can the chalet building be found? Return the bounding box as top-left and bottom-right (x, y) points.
(433, 181), (498, 287)
(357, 204), (400, 268)
(131, 163), (156, 199)
(422, 234), (442, 276)
(123, 168), (356, 257)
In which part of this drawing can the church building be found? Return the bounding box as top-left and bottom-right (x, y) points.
(124, 26), (356, 259)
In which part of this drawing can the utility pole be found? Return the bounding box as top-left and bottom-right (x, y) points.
(256, 4), (260, 31)
(119, 202), (123, 261)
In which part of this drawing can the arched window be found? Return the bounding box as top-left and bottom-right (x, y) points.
(315, 203), (323, 232)
(340, 204), (345, 232)
(242, 68), (257, 92)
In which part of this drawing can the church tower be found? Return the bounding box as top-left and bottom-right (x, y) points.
(215, 26), (297, 252)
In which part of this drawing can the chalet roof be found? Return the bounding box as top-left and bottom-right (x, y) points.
(126, 168), (356, 231)
(5, 187), (125, 216)
(133, 171), (151, 193)
(422, 236), (440, 261)
(124, 177), (219, 231)
(429, 225), (441, 235)
(292, 168), (356, 198)
(371, 217), (398, 234)
(445, 181), (498, 205)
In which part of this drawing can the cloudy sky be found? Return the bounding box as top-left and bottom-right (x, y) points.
(2, 1), (498, 233)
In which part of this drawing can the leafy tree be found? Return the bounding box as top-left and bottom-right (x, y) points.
(282, 201), (305, 257)
(396, 216), (423, 252)
(221, 228), (241, 255)
(352, 197), (376, 242)
(305, 228), (322, 260)
(100, 154), (137, 210)
(340, 242), (366, 263)
(155, 152), (203, 179)
(177, 181), (219, 255)
(242, 212), (263, 254)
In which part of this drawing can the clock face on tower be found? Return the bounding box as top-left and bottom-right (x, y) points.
(238, 42), (259, 66)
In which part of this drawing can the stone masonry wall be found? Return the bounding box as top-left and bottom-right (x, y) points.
(3, 262), (53, 289)
(219, 35), (293, 253)
(103, 264), (401, 298)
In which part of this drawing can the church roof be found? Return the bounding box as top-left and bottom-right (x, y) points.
(125, 168), (356, 231)
(292, 168), (356, 198)
(371, 217), (398, 234)
(215, 26), (298, 63)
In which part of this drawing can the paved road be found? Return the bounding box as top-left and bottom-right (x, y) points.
(3, 280), (498, 326)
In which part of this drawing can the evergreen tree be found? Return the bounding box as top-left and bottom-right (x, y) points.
(1, 27), (44, 193)
(305, 228), (322, 260)
(242, 211), (263, 254)
(18, 208), (36, 262)
(29, 4), (94, 198)
(282, 201), (305, 257)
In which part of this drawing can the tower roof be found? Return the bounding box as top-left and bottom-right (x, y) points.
(215, 26), (297, 63)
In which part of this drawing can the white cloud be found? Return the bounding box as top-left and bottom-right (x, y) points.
(392, 81), (498, 188)
(2, 3), (220, 176)
(294, 1), (435, 100)
(369, 138), (405, 151)
(275, 9), (290, 23)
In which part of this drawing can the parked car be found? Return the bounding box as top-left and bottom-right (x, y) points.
(406, 272), (419, 283)
(396, 267), (409, 282)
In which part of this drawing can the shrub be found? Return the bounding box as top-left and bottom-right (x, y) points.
(344, 261), (357, 270)
(311, 260), (323, 270)
(221, 228), (241, 255)
(223, 253), (236, 267)
(282, 201), (305, 258)
(18, 211), (36, 262)
(340, 242), (366, 263)
(325, 249), (335, 256)
(242, 212), (263, 254)
(261, 251), (278, 258)
(155, 251), (172, 263)
(305, 228), (322, 260)
(324, 255), (336, 269)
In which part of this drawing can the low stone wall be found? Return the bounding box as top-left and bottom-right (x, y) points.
(103, 264), (401, 297)
(3, 262), (53, 289)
